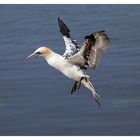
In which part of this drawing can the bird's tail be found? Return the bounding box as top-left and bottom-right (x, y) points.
(81, 78), (101, 106)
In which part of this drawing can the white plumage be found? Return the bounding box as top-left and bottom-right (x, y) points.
(27, 18), (110, 106)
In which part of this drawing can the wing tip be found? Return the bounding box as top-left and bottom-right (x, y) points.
(57, 17), (70, 38)
(93, 30), (110, 41)
(58, 17), (61, 24)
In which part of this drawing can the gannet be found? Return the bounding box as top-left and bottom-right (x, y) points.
(27, 17), (109, 106)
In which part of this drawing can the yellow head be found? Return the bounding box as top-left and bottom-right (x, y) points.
(26, 47), (52, 59)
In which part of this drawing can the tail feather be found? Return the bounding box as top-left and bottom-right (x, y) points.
(81, 78), (101, 106)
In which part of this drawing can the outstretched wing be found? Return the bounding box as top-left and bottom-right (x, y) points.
(58, 17), (79, 58)
(68, 31), (109, 69)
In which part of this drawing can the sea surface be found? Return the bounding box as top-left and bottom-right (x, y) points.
(0, 4), (140, 136)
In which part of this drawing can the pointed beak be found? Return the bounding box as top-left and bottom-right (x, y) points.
(26, 53), (37, 59)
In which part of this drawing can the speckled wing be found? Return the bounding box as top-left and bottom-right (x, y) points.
(58, 17), (79, 58)
(68, 31), (109, 69)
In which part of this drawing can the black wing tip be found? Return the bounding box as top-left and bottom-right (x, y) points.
(58, 17), (61, 24)
(57, 17), (70, 38)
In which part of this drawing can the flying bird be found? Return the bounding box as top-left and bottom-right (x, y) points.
(27, 17), (109, 106)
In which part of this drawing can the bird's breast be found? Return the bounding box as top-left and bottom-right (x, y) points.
(45, 53), (70, 71)
(45, 54), (84, 81)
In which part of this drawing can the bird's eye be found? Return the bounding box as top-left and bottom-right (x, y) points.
(35, 51), (42, 55)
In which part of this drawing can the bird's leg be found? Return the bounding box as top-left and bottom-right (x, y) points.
(71, 77), (86, 95)
(71, 81), (78, 95)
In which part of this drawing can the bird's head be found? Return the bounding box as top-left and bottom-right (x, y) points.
(26, 47), (52, 59)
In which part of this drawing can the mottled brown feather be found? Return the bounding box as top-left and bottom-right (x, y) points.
(68, 31), (109, 69)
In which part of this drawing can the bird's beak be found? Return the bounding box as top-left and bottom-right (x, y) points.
(26, 53), (37, 59)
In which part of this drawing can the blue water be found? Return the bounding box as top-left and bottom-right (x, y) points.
(0, 4), (140, 136)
